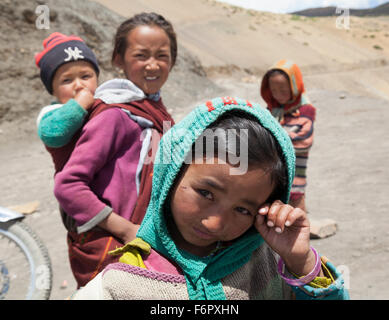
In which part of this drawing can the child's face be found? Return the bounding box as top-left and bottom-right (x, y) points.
(268, 73), (292, 105)
(169, 160), (274, 257)
(116, 25), (172, 95)
(52, 61), (98, 104)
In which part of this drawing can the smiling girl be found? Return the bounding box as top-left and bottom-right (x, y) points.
(38, 13), (177, 288)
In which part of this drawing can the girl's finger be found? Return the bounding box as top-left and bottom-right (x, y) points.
(266, 200), (284, 228)
(258, 204), (270, 215)
(284, 207), (307, 227)
(274, 204), (294, 233)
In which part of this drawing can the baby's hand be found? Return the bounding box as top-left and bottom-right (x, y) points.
(74, 87), (95, 110)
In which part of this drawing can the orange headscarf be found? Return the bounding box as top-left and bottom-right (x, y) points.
(260, 60), (310, 116)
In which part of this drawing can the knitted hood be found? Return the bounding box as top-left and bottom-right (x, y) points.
(136, 97), (295, 300)
(260, 60), (310, 116)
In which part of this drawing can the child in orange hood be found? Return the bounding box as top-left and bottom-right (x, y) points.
(260, 60), (316, 211)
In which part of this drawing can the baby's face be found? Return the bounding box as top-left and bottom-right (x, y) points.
(169, 159), (274, 257)
(52, 61), (98, 104)
(268, 73), (292, 105)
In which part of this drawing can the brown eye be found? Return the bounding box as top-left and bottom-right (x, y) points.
(134, 53), (146, 59)
(198, 189), (213, 200)
(236, 207), (252, 216)
(158, 53), (170, 59)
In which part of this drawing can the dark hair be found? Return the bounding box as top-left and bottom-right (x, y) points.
(112, 12), (177, 68)
(193, 111), (288, 203)
(266, 69), (289, 81)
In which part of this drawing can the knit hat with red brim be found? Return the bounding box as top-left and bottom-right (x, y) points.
(35, 32), (99, 94)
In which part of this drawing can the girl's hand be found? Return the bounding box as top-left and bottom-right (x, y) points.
(254, 200), (317, 277)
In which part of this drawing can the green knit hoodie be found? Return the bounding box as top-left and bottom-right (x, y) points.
(136, 97), (296, 300)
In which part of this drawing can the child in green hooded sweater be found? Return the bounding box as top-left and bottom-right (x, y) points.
(72, 97), (349, 300)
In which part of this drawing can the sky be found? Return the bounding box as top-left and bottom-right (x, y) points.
(215, 0), (388, 13)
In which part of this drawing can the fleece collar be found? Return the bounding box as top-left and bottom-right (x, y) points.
(94, 78), (160, 104)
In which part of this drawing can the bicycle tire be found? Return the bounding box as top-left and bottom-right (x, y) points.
(0, 220), (52, 300)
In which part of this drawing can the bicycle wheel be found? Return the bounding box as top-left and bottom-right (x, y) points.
(0, 220), (52, 300)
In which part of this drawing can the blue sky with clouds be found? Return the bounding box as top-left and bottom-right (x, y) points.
(216, 0), (388, 13)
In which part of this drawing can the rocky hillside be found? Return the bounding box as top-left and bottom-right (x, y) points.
(0, 0), (223, 124)
(95, 0), (389, 102)
(1, 0), (388, 126)
(293, 2), (389, 17)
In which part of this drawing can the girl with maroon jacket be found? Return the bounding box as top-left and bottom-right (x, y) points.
(36, 13), (177, 287)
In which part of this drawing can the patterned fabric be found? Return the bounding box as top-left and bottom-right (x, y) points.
(282, 105), (315, 199)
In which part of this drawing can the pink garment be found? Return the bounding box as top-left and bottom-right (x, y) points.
(54, 108), (143, 230)
(143, 249), (183, 275)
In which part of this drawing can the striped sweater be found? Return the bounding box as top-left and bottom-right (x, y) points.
(261, 60), (316, 199)
(276, 104), (315, 198)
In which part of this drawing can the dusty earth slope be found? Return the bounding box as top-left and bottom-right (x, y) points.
(0, 0), (388, 300)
